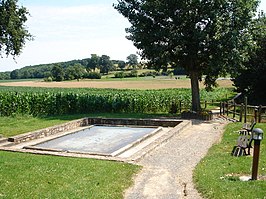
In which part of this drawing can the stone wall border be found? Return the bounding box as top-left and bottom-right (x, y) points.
(7, 118), (182, 144)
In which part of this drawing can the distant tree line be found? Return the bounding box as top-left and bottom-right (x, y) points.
(0, 72), (11, 80)
(1, 53), (188, 81)
(113, 67), (186, 79)
(45, 64), (102, 82)
(0, 54), (141, 81)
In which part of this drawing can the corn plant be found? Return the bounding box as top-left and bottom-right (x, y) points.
(0, 86), (233, 116)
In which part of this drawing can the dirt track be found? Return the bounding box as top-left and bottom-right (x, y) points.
(0, 79), (233, 89)
(125, 118), (228, 199)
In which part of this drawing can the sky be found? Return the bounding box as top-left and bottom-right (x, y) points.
(0, 0), (266, 72)
(0, 0), (137, 72)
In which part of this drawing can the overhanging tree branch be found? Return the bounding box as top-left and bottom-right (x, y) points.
(0, 0), (33, 58)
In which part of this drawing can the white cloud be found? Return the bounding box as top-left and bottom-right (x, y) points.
(0, 3), (136, 71)
(2, 1), (265, 72)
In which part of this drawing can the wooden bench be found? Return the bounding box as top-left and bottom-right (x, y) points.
(231, 121), (256, 156)
(242, 120), (256, 133)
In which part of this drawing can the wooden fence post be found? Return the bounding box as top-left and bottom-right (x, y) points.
(226, 101), (229, 116)
(222, 102), (225, 115)
(254, 107), (258, 123)
(239, 103), (244, 122)
(258, 105), (262, 123)
(244, 96), (247, 123)
(220, 102), (222, 115)
(233, 102), (236, 118)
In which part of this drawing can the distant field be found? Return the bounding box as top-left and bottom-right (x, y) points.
(0, 79), (42, 83)
(0, 78), (233, 89)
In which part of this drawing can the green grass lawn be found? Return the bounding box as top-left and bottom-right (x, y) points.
(4, 113), (265, 198)
(0, 113), (174, 138)
(194, 123), (266, 198)
(0, 151), (140, 199)
(0, 115), (73, 137)
(0, 113), (148, 198)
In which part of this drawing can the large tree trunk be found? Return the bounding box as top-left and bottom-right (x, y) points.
(190, 70), (201, 112)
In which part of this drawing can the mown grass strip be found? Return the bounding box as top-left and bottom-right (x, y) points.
(194, 123), (266, 198)
(0, 113), (173, 137)
(0, 151), (140, 199)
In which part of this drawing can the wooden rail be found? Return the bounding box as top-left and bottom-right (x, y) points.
(220, 101), (266, 123)
(171, 98), (265, 123)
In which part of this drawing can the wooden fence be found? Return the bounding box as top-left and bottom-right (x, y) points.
(220, 101), (266, 123)
(172, 98), (265, 123)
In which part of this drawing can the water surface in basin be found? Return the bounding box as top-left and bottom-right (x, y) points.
(34, 126), (157, 154)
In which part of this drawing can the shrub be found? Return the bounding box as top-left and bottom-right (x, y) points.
(129, 70), (138, 77)
(139, 71), (161, 77)
(114, 70), (138, 78)
(44, 77), (53, 82)
(114, 72), (125, 78)
(84, 72), (101, 79)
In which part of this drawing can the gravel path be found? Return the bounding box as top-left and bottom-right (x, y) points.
(125, 119), (228, 199)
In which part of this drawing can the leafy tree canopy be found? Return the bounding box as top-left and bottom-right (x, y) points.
(0, 0), (32, 58)
(87, 54), (100, 71)
(51, 65), (65, 82)
(99, 55), (114, 74)
(117, 60), (126, 70)
(65, 64), (85, 80)
(126, 54), (138, 67)
(233, 13), (266, 105)
(2, 54), (119, 79)
(114, 0), (259, 111)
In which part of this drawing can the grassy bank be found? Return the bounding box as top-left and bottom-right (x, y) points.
(0, 151), (140, 199)
(0, 113), (171, 137)
(194, 123), (266, 198)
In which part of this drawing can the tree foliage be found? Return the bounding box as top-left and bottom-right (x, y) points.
(0, 71), (10, 79)
(117, 60), (126, 70)
(1, 54), (119, 80)
(0, 0), (32, 58)
(65, 64), (85, 80)
(126, 53), (138, 68)
(233, 13), (266, 105)
(51, 65), (65, 82)
(114, 0), (259, 111)
(87, 54), (99, 71)
(99, 55), (113, 74)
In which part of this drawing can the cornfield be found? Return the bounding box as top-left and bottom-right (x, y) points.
(0, 86), (232, 116)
